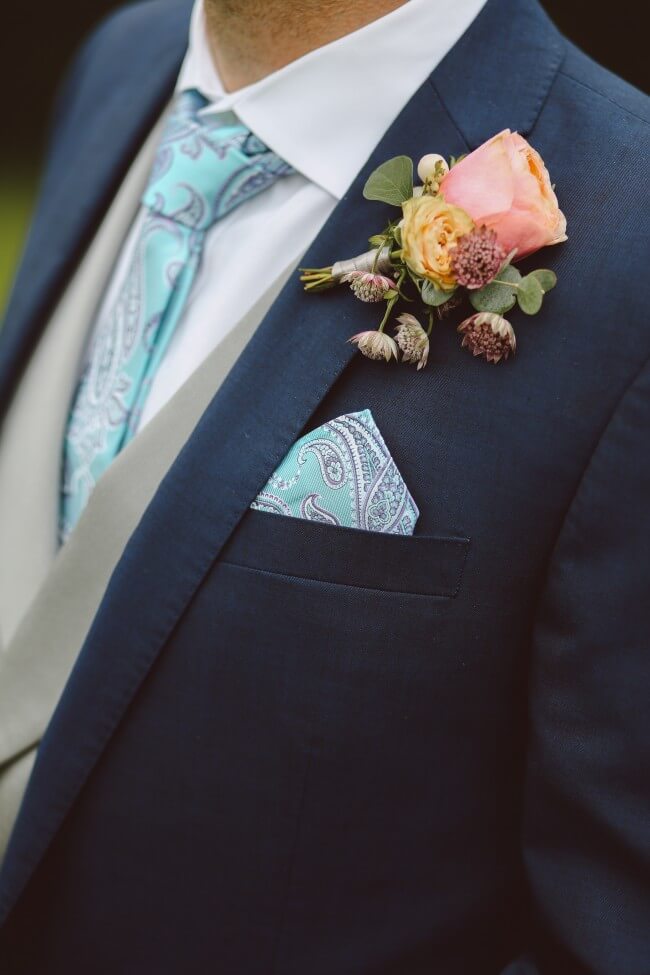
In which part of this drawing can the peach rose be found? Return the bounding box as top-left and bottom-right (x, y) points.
(401, 195), (474, 291)
(439, 130), (567, 259)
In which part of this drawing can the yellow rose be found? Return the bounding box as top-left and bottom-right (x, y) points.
(401, 195), (474, 291)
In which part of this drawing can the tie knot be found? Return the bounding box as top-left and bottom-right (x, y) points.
(142, 89), (294, 231)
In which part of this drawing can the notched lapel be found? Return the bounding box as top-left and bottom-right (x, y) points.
(0, 0), (564, 923)
(433, 0), (564, 148)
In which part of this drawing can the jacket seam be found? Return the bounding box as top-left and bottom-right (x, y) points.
(558, 71), (650, 127)
(427, 78), (472, 153)
(530, 43), (568, 134)
(531, 348), (650, 613)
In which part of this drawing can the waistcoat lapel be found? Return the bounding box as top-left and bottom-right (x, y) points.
(0, 0), (563, 924)
(0, 123), (163, 650)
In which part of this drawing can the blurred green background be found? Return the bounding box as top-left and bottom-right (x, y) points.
(0, 166), (38, 310)
(0, 0), (647, 313)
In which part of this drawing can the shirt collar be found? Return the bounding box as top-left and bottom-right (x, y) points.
(176, 0), (487, 199)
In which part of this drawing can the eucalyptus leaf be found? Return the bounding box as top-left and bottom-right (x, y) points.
(421, 279), (456, 307)
(517, 274), (544, 315)
(469, 264), (521, 315)
(363, 156), (414, 207)
(529, 269), (557, 293)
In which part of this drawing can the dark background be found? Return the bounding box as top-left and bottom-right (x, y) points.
(0, 0), (647, 305)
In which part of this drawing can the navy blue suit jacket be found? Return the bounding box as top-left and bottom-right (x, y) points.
(0, 0), (648, 971)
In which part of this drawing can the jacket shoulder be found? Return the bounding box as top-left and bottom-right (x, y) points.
(44, 0), (192, 173)
(76, 0), (193, 57)
(51, 0), (192, 121)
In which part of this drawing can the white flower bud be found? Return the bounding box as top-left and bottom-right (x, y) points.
(417, 153), (449, 182)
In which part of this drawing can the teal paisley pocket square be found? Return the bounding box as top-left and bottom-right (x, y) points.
(251, 410), (419, 535)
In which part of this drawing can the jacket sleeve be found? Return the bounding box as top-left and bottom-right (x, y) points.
(502, 355), (650, 974)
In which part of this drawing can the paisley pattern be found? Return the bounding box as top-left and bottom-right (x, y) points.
(61, 89), (294, 542)
(251, 410), (419, 535)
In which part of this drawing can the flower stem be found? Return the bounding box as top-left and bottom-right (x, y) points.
(378, 294), (398, 332)
(394, 267), (409, 299)
(300, 267), (337, 292)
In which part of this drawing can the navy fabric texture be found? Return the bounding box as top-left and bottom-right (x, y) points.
(0, 0), (648, 971)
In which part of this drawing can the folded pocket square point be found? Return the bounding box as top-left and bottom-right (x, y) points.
(252, 410), (419, 535)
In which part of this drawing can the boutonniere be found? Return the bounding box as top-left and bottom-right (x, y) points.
(301, 129), (567, 367)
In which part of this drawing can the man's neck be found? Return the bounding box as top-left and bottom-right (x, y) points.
(204, 0), (407, 92)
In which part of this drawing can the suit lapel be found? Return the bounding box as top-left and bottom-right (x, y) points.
(0, 0), (563, 923)
(0, 0), (194, 417)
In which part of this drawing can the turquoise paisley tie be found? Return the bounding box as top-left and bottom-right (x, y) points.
(60, 89), (294, 542)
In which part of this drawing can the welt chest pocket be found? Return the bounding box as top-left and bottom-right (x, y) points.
(220, 509), (470, 598)
(210, 510), (474, 678)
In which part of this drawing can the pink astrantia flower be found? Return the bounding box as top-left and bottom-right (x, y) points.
(458, 312), (517, 364)
(440, 130), (567, 259)
(451, 226), (506, 289)
(348, 330), (398, 362)
(341, 271), (395, 303)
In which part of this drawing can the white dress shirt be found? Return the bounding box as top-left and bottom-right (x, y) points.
(87, 0), (486, 433)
